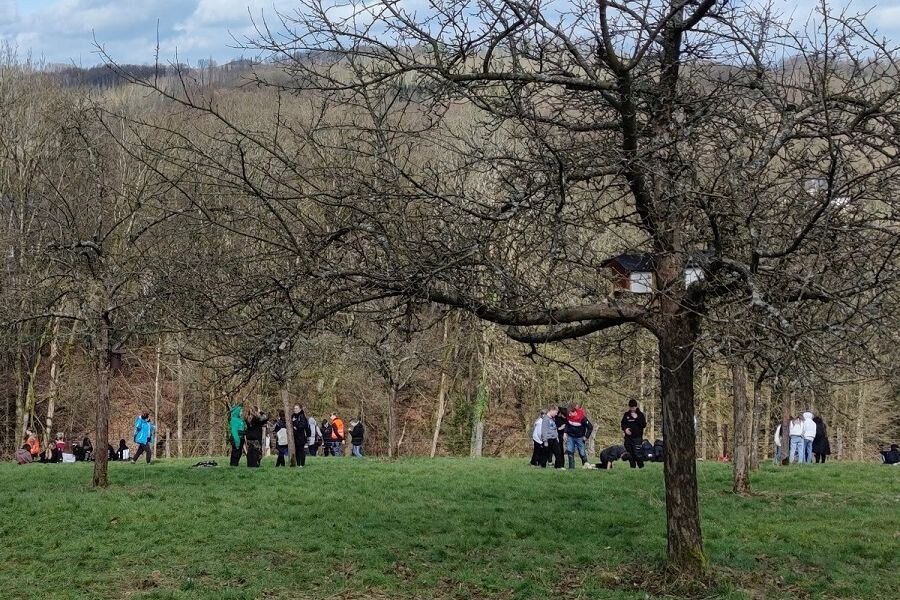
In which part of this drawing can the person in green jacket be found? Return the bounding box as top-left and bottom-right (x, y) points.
(229, 404), (245, 467)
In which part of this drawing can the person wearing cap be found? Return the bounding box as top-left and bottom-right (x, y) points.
(621, 399), (647, 469)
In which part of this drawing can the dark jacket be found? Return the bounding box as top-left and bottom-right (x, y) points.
(882, 448), (900, 465)
(812, 417), (830, 455)
(291, 411), (309, 445)
(600, 445), (626, 464)
(244, 414), (268, 442)
(554, 413), (567, 438)
(622, 409), (647, 439)
(350, 423), (364, 446)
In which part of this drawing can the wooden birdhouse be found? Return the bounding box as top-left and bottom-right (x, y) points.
(603, 251), (711, 294)
(602, 254), (655, 294)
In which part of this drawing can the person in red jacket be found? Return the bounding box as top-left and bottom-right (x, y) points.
(329, 413), (345, 457)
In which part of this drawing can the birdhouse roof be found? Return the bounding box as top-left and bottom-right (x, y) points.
(602, 250), (713, 272)
(601, 253), (654, 272)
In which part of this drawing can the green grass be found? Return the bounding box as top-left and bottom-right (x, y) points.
(0, 458), (897, 599)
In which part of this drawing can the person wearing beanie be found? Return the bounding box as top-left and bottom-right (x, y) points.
(621, 399), (647, 469)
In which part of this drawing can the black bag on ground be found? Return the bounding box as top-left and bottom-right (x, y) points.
(653, 439), (664, 462)
(640, 439), (655, 462)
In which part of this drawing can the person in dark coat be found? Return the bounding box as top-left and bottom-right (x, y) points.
(812, 415), (831, 463)
(290, 404), (309, 467)
(621, 399), (647, 469)
(881, 444), (900, 465)
(595, 445), (629, 470)
(350, 419), (365, 457)
(244, 406), (268, 468)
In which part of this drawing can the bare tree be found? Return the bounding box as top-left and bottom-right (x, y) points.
(98, 1), (900, 572)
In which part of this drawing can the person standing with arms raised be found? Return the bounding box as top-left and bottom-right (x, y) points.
(621, 399), (647, 469)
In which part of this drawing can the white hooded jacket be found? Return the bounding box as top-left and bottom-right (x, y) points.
(532, 418), (543, 444)
(802, 412), (817, 441)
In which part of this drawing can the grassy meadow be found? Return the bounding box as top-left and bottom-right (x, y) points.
(0, 457), (896, 599)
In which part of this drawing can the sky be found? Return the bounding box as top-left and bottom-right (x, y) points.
(1, 1), (900, 67)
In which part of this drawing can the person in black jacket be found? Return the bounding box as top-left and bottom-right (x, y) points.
(595, 445), (629, 470)
(552, 406), (567, 469)
(291, 404), (309, 467)
(812, 415), (831, 463)
(621, 399), (647, 469)
(350, 419), (365, 457)
(244, 406), (268, 468)
(881, 444), (900, 465)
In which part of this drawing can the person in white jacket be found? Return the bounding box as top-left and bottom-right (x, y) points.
(530, 411), (545, 466)
(789, 416), (805, 463)
(802, 412), (817, 464)
(773, 424), (782, 464)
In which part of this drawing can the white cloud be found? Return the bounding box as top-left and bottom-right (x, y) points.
(0, 0), (16, 25)
(2, 0), (900, 67)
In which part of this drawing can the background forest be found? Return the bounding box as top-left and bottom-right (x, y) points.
(2, 56), (896, 465)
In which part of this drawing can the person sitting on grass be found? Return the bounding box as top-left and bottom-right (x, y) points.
(40, 444), (56, 464)
(54, 433), (65, 463)
(881, 444), (900, 465)
(82, 437), (94, 462)
(117, 439), (130, 461)
(24, 430), (40, 461)
(595, 445), (630, 470)
(16, 444), (33, 465)
(61, 441), (76, 463)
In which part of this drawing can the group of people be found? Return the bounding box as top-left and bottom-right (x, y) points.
(229, 403), (365, 468)
(774, 411), (831, 464)
(15, 429), (134, 465)
(530, 399), (660, 470)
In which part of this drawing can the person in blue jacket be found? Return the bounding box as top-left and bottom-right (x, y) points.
(131, 411), (155, 464)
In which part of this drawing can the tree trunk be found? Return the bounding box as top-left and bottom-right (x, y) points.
(92, 341), (112, 488)
(176, 351), (184, 458)
(730, 359), (751, 495)
(749, 372), (764, 471)
(387, 384), (398, 458)
(280, 383), (297, 467)
(698, 368), (709, 460)
(854, 383), (866, 461)
(430, 317), (453, 458)
(778, 384), (791, 464)
(657, 314), (705, 574)
(714, 379), (724, 458)
(153, 338), (161, 460)
(44, 318), (63, 449)
(208, 385), (216, 457)
(470, 332), (490, 458)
